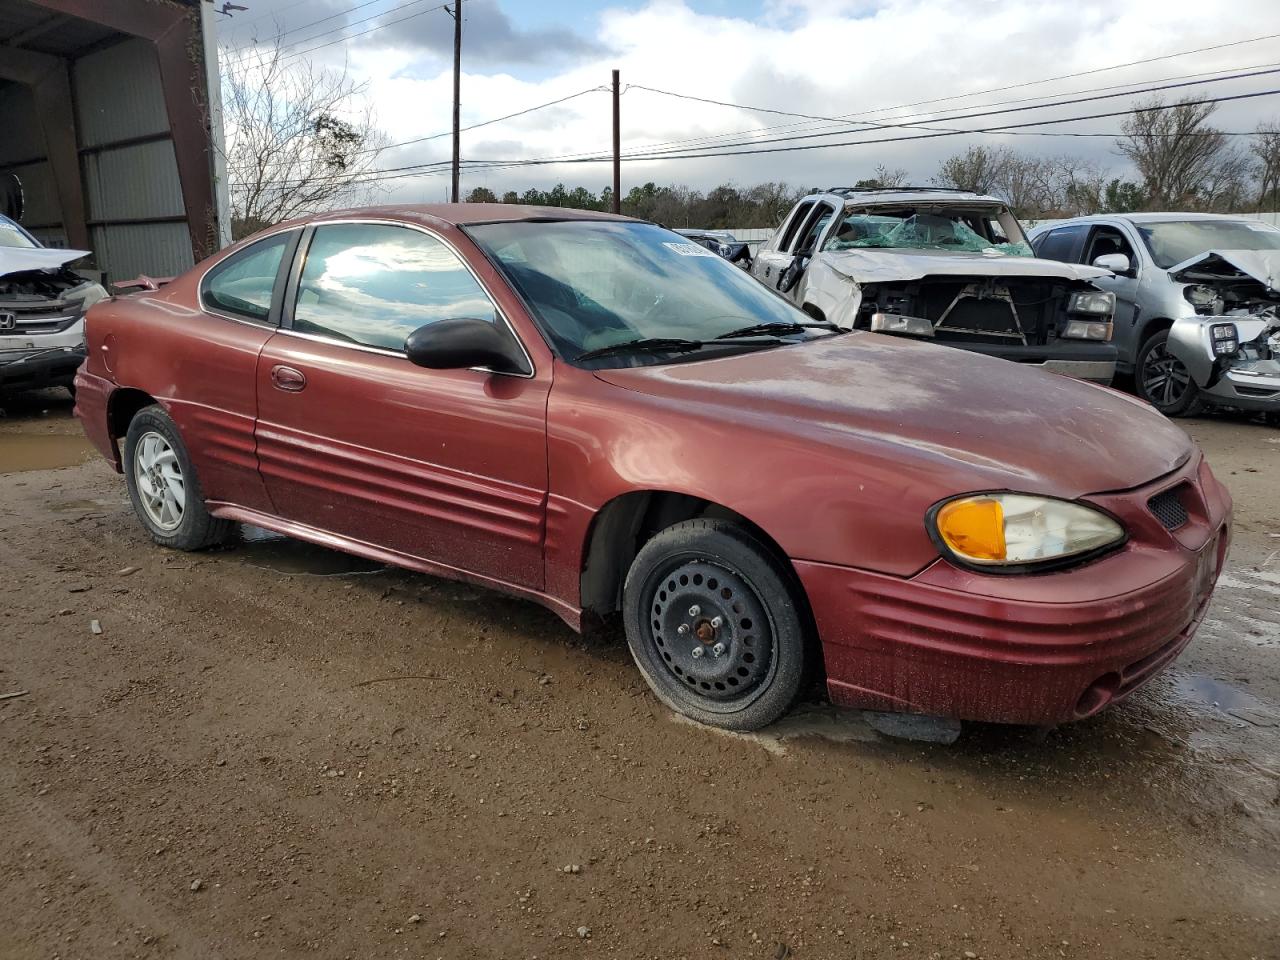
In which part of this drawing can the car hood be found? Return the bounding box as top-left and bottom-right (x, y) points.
(1167, 249), (1280, 290)
(0, 246), (91, 279)
(817, 247), (1109, 284)
(595, 333), (1191, 499)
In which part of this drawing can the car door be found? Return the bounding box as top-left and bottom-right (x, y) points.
(752, 200), (814, 287)
(253, 220), (550, 590)
(785, 202), (838, 303)
(1079, 224), (1143, 365)
(181, 228), (300, 513)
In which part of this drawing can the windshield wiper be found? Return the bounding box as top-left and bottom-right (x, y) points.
(714, 320), (841, 340)
(574, 337), (707, 362)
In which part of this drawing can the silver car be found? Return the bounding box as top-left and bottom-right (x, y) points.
(1029, 213), (1280, 418)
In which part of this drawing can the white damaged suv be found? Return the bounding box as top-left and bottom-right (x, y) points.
(751, 188), (1119, 382)
(0, 214), (107, 396)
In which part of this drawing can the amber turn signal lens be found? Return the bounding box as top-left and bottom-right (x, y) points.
(936, 497), (1006, 561)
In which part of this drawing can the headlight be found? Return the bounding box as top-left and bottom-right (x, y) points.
(1063, 319), (1113, 341)
(64, 281), (108, 312)
(1068, 290), (1115, 315)
(930, 493), (1124, 569)
(1210, 322), (1238, 357)
(870, 312), (934, 337)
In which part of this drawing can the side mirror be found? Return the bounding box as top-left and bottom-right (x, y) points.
(1093, 252), (1132, 275)
(405, 318), (528, 375)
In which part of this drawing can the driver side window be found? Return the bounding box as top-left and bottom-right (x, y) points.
(792, 204), (834, 254)
(291, 223), (497, 352)
(1083, 227), (1136, 270)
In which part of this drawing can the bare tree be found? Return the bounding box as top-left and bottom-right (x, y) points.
(932, 145), (1011, 195)
(220, 37), (390, 238)
(1251, 120), (1280, 211)
(1116, 96), (1243, 210)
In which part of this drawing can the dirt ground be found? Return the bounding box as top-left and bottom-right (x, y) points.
(1, 390), (1277, 960)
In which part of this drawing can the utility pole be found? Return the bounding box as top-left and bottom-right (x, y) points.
(448, 0), (462, 202)
(611, 69), (620, 214)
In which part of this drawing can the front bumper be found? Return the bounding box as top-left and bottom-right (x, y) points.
(797, 455), (1231, 726)
(958, 342), (1117, 384)
(0, 344), (86, 391)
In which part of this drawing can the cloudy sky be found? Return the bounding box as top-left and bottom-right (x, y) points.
(217, 0), (1280, 202)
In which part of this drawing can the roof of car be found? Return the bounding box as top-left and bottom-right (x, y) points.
(307, 202), (639, 228)
(1037, 212), (1264, 228)
(808, 188), (1007, 207)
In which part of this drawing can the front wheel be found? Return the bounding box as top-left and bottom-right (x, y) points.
(622, 519), (811, 731)
(1136, 330), (1204, 417)
(123, 405), (233, 550)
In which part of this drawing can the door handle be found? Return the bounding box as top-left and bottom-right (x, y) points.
(270, 364), (307, 392)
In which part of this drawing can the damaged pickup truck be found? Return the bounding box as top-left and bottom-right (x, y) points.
(751, 188), (1117, 382)
(0, 214), (106, 396)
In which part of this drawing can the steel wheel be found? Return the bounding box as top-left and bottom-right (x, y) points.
(1140, 341), (1192, 408)
(132, 430), (186, 531)
(646, 559), (777, 705)
(623, 518), (810, 731)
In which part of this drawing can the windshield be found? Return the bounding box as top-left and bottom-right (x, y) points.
(468, 220), (822, 365)
(1137, 219), (1280, 269)
(824, 206), (1032, 257)
(0, 217), (39, 249)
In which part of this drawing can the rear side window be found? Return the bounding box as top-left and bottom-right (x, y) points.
(291, 223), (497, 352)
(202, 232), (291, 322)
(1033, 224), (1086, 263)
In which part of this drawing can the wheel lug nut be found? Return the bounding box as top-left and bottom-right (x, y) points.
(677, 624), (690, 636)
(688, 604), (701, 617)
(710, 616), (723, 628)
(691, 646), (704, 658)
(711, 642), (726, 658)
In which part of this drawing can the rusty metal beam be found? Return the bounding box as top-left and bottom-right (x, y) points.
(0, 46), (88, 250)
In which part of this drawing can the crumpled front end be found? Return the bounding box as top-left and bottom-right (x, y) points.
(0, 260), (106, 392)
(1166, 249), (1280, 411)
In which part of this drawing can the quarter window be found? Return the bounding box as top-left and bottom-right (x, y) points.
(202, 232), (291, 322)
(292, 223), (497, 352)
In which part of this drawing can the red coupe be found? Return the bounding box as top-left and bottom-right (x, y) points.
(75, 205), (1231, 730)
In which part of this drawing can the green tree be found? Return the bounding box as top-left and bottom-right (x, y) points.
(464, 186), (498, 203)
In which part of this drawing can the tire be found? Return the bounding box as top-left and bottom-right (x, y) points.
(1135, 330), (1204, 417)
(122, 405), (233, 550)
(622, 518), (811, 731)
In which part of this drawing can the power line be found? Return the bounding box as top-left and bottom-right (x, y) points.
(277, 2), (450, 63)
(241, 86), (607, 175)
(610, 32), (1280, 157)
(240, 86), (1280, 190)
(618, 65), (1280, 160)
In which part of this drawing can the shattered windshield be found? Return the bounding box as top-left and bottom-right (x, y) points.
(824, 207), (1032, 257)
(1137, 219), (1280, 269)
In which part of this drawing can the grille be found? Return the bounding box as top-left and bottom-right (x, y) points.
(1148, 488), (1188, 531)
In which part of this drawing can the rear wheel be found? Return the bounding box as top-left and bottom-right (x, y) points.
(1136, 330), (1204, 417)
(622, 518), (810, 731)
(123, 406), (232, 550)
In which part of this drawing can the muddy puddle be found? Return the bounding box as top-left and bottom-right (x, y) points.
(0, 432), (95, 473)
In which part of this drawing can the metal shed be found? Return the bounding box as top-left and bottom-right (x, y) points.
(0, 0), (230, 284)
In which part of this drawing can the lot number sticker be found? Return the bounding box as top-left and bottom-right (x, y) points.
(663, 242), (718, 257)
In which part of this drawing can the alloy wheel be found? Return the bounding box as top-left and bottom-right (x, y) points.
(133, 430), (186, 531)
(1141, 342), (1192, 408)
